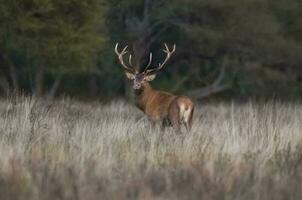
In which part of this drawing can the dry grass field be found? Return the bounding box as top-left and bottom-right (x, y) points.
(0, 96), (302, 200)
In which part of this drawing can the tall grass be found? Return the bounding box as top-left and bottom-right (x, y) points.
(0, 96), (302, 200)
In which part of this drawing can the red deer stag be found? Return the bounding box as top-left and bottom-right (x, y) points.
(114, 43), (194, 132)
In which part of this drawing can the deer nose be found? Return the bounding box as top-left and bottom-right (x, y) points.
(133, 82), (141, 90)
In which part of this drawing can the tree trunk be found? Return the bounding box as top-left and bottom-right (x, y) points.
(34, 67), (45, 97)
(89, 70), (99, 96)
(47, 74), (63, 100)
(7, 58), (19, 92)
(0, 76), (10, 95)
(1, 53), (19, 93)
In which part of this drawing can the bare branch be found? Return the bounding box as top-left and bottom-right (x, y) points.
(189, 84), (231, 99)
(171, 75), (190, 93)
(149, 25), (169, 45)
(213, 65), (225, 86)
(47, 73), (63, 100)
(188, 66), (230, 99)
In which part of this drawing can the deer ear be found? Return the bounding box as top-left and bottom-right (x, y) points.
(144, 73), (156, 82)
(125, 71), (135, 80)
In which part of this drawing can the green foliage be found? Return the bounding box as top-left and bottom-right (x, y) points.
(0, 0), (108, 73)
(0, 0), (302, 98)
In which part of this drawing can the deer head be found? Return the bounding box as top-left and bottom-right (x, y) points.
(114, 43), (176, 90)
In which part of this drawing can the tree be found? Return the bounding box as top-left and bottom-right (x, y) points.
(106, 0), (178, 99)
(168, 0), (302, 99)
(0, 0), (108, 96)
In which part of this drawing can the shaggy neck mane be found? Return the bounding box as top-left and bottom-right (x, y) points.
(134, 82), (154, 111)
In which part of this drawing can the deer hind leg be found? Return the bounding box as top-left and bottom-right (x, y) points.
(171, 97), (194, 133)
(161, 118), (171, 132)
(168, 103), (182, 133)
(179, 103), (192, 132)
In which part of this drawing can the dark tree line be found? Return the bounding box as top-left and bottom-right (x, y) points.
(0, 0), (302, 100)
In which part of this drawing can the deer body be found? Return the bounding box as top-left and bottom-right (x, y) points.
(135, 82), (173, 120)
(135, 82), (194, 130)
(115, 43), (194, 131)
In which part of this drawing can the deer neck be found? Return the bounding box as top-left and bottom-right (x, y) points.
(134, 82), (154, 112)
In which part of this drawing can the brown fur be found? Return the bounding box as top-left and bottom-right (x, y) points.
(135, 82), (194, 132)
(114, 43), (194, 132)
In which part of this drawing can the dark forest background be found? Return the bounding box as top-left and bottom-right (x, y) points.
(0, 0), (302, 101)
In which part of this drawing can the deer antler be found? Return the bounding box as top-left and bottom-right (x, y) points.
(128, 54), (133, 67)
(144, 43), (176, 74)
(115, 43), (135, 73)
(144, 53), (153, 72)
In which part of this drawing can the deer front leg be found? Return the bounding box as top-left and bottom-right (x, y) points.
(160, 118), (172, 132)
(168, 101), (182, 134)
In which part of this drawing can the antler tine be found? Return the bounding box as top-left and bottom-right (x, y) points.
(144, 43), (176, 74)
(143, 53), (153, 72)
(157, 43), (176, 70)
(163, 43), (168, 53)
(128, 54), (133, 66)
(114, 43), (134, 73)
